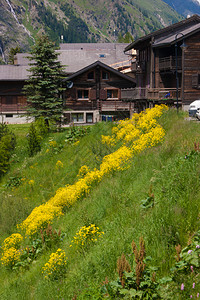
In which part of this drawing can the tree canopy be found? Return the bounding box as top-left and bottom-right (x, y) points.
(23, 34), (66, 127)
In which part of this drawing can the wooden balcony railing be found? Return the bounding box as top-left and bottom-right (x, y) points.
(121, 88), (181, 101)
(121, 88), (147, 100)
(98, 100), (132, 112)
(0, 104), (27, 113)
(147, 88), (181, 100)
(159, 56), (182, 71)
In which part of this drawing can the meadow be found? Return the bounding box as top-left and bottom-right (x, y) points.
(0, 107), (200, 299)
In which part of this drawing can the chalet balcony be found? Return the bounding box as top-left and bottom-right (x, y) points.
(0, 104), (27, 113)
(121, 87), (181, 101)
(159, 56), (182, 71)
(121, 88), (147, 100)
(64, 100), (97, 111)
(98, 100), (132, 112)
(147, 88), (181, 100)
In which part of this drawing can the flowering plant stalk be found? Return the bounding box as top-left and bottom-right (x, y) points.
(42, 248), (67, 280)
(70, 224), (104, 249)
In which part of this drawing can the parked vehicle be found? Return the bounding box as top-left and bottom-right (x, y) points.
(196, 108), (200, 120)
(189, 100), (200, 117)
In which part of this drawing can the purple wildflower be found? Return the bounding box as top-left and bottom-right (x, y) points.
(191, 265), (194, 272)
(188, 250), (193, 254)
(196, 245), (200, 249)
(197, 293), (199, 298)
(181, 283), (184, 290)
(193, 282), (195, 289)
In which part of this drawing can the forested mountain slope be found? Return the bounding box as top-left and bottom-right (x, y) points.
(0, 0), (182, 62)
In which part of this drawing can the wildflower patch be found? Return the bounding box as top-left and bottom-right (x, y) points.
(1, 105), (168, 269)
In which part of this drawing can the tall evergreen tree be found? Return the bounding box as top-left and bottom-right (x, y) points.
(23, 34), (65, 128)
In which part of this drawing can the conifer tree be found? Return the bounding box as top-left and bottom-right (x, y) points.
(23, 34), (65, 128)
(27, 123), (41, 157)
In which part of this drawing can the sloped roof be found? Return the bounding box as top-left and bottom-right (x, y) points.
(153, 22), (200, 47)
(63, 60), (135, 84)
(16, 43), (131, 74)
(124, 14), (200, 51)
(0, 65), (30, 80)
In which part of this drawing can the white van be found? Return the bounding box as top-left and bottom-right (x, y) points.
(189, 100), (200, 117)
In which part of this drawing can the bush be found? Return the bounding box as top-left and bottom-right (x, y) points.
(27, 123), (41, 156)
(0, 124), (16, 176)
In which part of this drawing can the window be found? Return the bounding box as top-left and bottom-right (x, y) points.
(71, 113), (84, 122)
(6, 114), (13, 118)
(77, 89), (89, 99)
(107, 89), (118, 99)
(87, 71), (94, 80)
(192, 74), (200, 89)
(99, 54), (106, 58)
(102, 71), (109, 80)
(86, 113), (93, 123)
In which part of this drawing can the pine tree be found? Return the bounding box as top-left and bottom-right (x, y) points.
(27, 123), (41, 157)
(23, 34), (66, 128)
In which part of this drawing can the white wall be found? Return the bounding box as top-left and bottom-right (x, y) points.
(0, 114), (33, 124)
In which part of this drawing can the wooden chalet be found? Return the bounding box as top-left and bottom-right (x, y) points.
(63, 61), (136, 123)
(0, 65), (30, 123)
(124, 14), (200, 110)
(0, 43), (135, 124)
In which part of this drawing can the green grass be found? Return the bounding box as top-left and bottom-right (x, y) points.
(0, 110), (200, 299)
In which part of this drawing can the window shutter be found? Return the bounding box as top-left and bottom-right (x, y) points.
(192, 74), (198, 88)
(100, 89), (107, 100)
(71, 88), (77, 100)
(89, 89), (96, 100)
(118, 89), (121, 100)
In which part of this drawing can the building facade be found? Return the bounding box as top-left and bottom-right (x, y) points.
(124, 14), (200, 110)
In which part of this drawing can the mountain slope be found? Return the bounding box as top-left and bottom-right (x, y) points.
(162, 0), (200, 16)
(0, 0), (182, 62)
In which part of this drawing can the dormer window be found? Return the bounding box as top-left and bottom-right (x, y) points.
(87, 71), (94, 80)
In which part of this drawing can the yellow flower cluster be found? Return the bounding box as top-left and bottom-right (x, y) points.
(102, 105), (168, 147)
(56, 160), (63, 169)
(19, 202), (63, 236)
(77, 165), (90, 178)
(42, 248), (67, 280)
(73, 140), (80, 146)
(1, 247), (21, 268)
(1, 105), (168, 261)
(70, 224), (104, 247)
(28, 179), (35, 186)
(1, 233), (23, 268)
(2, 233), (23, 250)
(49, 140), (57, 148)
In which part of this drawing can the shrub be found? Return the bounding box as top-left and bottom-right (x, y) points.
(0, 124), (16, 176)
(27, 123), (41, 156)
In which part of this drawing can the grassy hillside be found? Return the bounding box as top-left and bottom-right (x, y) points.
(0, 108), (200, 299)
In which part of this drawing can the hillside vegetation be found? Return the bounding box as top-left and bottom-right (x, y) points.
(0, 107), (200, 299)
(0, 0), (182, 61)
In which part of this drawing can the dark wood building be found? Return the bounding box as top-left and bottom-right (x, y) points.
(124, 14), (200, 110)
(0, 60), (135, 124)
(0, 65), (29, 123)
(63, 61), (135, 124)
